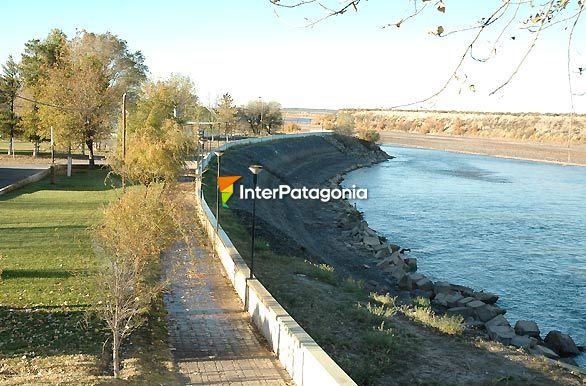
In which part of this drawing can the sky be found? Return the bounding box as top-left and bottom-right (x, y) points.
(1, 0), (585, 113)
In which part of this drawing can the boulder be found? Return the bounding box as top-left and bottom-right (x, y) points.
(363, 235), (381, 246)
(511, 334), (534, 349)
(485, 314), (510, 329)
(415, 277), (434, 291)
(404, 257), (417, 272)
(465, 317), (485, 329)
(363, 226), (378, 237)
(445, 293), (464, 308)
(465, 300), (486, 310)
(432, 292), (449, 307)
(412, 289), (433, 299)
(398, 274), (413, 290)
(530, 345), (560, 359)
(473, 291), (499, 305)
(486, 325), (516, 345)
(544, 331), (580, 357)
(474, 305), (500, 323)
(433, 281), (452, 295)
(408, 273), (425, 282)
(559, 357), (578, 366)
(385, 266), (407, 281)
(451, 284), (475, 297)
(373, 243), (388, 252)
(456, 297), (476, 307)
(374, 248), (390, 259)
(389, 244), (401, 253)
(376, 257), (393, 269)
(447, 307), (473, 319)
(514, 320), (540, 339)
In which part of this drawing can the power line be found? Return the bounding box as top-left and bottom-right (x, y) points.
(0, 88), (91, 113)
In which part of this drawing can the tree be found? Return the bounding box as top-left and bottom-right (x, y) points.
(0, 56), (22, 156)
(39, 31), (147, 167)
(216, 92), (238, 137)
(332, 111), (355, 136)
(94, 186), (177, 378)
(18, 29), (67, 155)
(110, 75), (197, 187)
(238, 99), (283, 135)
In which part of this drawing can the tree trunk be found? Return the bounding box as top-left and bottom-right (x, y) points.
(8, 132), (13, 156)
(86, 139), (95, 169)
(112, 330), (120, 378)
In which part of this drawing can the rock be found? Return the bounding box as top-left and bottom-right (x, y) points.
(578, 346), (585, 352)
(473, 291), (499, 305)
(451, 284), (475, 297)
(445, 293), (464, 308)
(511, 334), (534, 349)
(350, 226), (360, 236)
(433, 281), (452, 295)
(530, 345), (560, 359)
(465, 300), (486, 310)
(372, 243), (388, 252)
(447, 307), (473, 319)
(514, 320), (540, 339)
(363, 226), (378, 237)
(486, 325), (516, 345)
(404, 257), (417, 272)
(389, 244), (401, 252)
(559, 357), (578, 366)
(415, 277), (434, 291)
(363, 235), (381, 246)
(456, 297), (476, 307)
(487, 305), (506, 315)
(389, 251), (403, 265)
(432, 292), (449, 307)
(485, 314), (510, 329)
(544, 331), (580, 357)
(408, 273), (425, 282)
(385, 266), (407, 281)
(374, 248), (390, 259)
(398, 274), (413, 290)
(474, 305), (499, 323)
(412, 289), (433, 299)
(376, 257), (393, 269)
(465, 317), (485, 329)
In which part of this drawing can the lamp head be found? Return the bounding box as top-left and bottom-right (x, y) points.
(214, 151), (224, 157)
(248, 164), (263, 175)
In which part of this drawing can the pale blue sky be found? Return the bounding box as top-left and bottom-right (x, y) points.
(1, 0), (584, 113)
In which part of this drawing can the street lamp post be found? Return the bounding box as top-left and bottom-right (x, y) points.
(248, 164), (263, 279)
(199, 139), (206, 199)
(214, 151), (224, 234)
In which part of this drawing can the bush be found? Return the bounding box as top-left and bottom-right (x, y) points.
(284, 122), (301, 132)
(357, 129), (380, 143)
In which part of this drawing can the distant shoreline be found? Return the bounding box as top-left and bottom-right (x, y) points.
(378, 131), (586, 166)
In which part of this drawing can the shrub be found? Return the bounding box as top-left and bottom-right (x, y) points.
(357, 129), (380, 143)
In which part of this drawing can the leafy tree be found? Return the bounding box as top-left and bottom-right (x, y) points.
(357, 128), (380, 143)
(93, 186), (177, 378)
(238, 100), (283, 135)
(38, 31), (147, 167)
(333, 111), (355, 136)
(18, 29), (67, 154)
(111, 75), (197, 187)
(216, 92), (238, 137)
(0, 56), (22, 156)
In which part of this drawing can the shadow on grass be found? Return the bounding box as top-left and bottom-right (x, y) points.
(0, 306), (107, 357)
(1, 269), (74, 279)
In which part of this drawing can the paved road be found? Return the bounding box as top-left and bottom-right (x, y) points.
(0, 165), (48, 190)
(163, 241), (292, 386)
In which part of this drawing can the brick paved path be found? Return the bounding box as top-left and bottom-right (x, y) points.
(163, 241), (292, 385)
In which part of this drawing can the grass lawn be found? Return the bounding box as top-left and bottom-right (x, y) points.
(0, 170), (181, 385)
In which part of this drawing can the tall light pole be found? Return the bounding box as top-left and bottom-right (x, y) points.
(248, 164), (263, 279)
(214, 151), (224, 234)
(199, 139), (206, 199)
(258, 97), (263, 137)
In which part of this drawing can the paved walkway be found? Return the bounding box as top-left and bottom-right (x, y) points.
(163, 241), (292, 386)
(0, 165), (47, 189)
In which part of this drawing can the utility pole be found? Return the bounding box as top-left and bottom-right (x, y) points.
(122, 93), (127, 192)
(50, 126), (56, 185)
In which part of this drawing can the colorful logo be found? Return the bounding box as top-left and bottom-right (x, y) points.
(218, 176), (241, 208)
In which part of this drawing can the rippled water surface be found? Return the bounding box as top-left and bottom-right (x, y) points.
(343, 145), (586, 366)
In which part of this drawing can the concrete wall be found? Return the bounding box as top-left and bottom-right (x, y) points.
(0, 167), (52, 196)
(194, 132), (356, 386)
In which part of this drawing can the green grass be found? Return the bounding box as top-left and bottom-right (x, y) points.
(0, 170), (181, 384)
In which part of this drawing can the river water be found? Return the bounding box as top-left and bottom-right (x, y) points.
(343, 145), (586, 366)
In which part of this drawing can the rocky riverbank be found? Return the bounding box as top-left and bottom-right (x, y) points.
(217, 133), (584, 382)
(331, 191), (584, 366)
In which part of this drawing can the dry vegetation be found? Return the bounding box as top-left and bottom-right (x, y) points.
(349, 110), (586, 144)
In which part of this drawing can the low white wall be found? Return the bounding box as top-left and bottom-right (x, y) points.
(194, 132), (356, 386)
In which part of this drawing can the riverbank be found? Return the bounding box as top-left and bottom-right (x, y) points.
(210, 134), (585, 385)
(378, 131), (586, 166)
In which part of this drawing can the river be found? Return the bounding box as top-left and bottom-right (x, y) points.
(343, 145), (586, 367)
